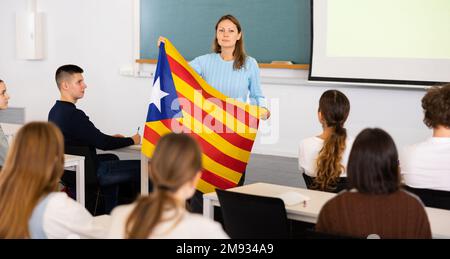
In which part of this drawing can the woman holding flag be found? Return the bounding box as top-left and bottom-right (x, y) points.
(157, 14), (270, 213)
(158, 14), (270, 119)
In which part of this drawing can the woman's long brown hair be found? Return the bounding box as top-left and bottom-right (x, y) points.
(313, 90), (350, 191)
(213, 14), (247, 70)
(0, 122), (65, 238)
(126, 133), (202, 238)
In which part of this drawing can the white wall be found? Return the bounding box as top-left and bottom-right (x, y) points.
(0, 0), (431, 158)
(255, 71), (429, 157)
(0, 0), (150, 136)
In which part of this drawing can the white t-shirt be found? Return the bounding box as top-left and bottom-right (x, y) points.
(401, 137), (450, 191)
(298, 136), (354, 177)
(108, 203), (229, 239)
(32, 192), (111, 239)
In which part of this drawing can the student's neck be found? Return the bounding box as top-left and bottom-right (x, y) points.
(60, 94), (77, 104)
(170, 194), (189, 212)
(433, 126), (450, 138)
(220, 48), (235, 61)
(318, 127), (333, 140)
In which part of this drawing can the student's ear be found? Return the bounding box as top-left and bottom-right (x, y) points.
(191, 171), (202, 188)
(60, 81), (68, 91)
(318, 111), (323, 123)
(184, 172), (202, 200)
(318, 111), (328, 127)
(237, 32), (242, 41)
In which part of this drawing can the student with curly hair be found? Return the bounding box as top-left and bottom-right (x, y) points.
(401, 83), (450, 191)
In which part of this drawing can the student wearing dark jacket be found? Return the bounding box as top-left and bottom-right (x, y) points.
(49, 64), (141, 214)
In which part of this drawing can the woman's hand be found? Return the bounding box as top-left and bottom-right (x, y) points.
(157, 36), (166, 47)
(260, 108), (271, 120)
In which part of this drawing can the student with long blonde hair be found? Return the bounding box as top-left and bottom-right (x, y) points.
(299, 90), (353, 192)
(108, 133), (228, 239)
(0, 122), (110, 239)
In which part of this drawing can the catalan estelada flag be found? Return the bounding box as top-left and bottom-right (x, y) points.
(142, 39), (265, 194)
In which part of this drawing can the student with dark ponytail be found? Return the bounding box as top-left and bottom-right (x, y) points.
(108, 133), (228, 239)
(299, 90), (353, 192)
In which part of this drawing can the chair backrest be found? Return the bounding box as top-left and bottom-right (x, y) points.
(216, 189), (290, 239)
(302, 173), (348, 193)
(403, 185), (450, 210)
(302, 173), (314, 188)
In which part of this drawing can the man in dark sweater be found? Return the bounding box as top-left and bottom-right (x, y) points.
(49, 64), (141, 214)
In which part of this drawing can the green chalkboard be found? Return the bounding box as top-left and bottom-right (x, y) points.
(140, 0), (311, 64)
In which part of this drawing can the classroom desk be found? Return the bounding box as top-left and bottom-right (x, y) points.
(203, 182), (450, 239)
(67, 145), (147, 208)
(64, 154), (85, 206)
(114, 144), (149, 196)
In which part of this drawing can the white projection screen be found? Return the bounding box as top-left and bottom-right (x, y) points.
(309, 0), (450, 86)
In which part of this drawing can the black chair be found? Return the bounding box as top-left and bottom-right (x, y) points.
(302, 173), (314, 188)
(302, 173), (348, 193)
(216, 189), (290, 239)
(403, 185), (450, 210)
(62, 145), (105, 216)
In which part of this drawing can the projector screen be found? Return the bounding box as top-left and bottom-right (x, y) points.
(309, 0), (450, 86)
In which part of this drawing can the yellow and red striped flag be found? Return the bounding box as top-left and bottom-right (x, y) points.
(142, 39), (264, 194)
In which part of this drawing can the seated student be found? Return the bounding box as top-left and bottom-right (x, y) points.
(0, 79), (11, 168)
(108, 133), (228, 239)
(316, 128), (431, 239)
(48, 64), (142, 213)
(298, 90), (353, 192)
(0, 122), (110, 239)
(401, 83), (450, 191)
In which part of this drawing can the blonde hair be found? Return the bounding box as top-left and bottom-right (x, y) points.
(0, 122), (65, 238)
(213, 14), (247, 70)
(126, 133), (202, 238)
(313, 90), (350, 191)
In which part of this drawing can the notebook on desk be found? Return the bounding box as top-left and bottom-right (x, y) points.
(274, 192), (310, 206)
